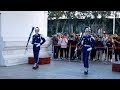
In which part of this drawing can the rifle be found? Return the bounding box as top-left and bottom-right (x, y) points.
(24, 27), (35, 54)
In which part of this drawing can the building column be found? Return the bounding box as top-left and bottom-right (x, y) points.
(0, 12), (5, 66)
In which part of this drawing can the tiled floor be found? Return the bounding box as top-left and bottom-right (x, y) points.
(0, 60), (120, 79)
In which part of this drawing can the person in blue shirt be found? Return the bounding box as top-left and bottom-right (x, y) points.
(31, 27), (46, 70)
(80, 27), (95, 75)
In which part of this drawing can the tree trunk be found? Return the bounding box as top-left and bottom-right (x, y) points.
(94, 19), (98, 34)
(116, 18), (120, 26)
(88, 20), (91, 28)
(62, 19), (67, 33)
(91, 20), (96, 34)
(71, 23), (73, 33)
(102, 21), (106, 33)
(50, 23), (54, 32)
(56, 20), (59, 34)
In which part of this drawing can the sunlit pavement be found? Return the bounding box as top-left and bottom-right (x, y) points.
(0, 59), (120, 79)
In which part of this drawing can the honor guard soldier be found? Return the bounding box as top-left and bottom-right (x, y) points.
(81, 27), (95, 75)
(31, 27), (46, 70)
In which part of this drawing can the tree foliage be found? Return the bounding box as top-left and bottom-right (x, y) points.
(48, 11), (118, 36)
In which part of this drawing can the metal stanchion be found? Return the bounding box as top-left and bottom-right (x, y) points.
(75, 45), (78, 59)
(81, 47), (83, 63)
(74, 45), (78, 61)
(52, 45), (54, 60)
(106, 47), (108, 62)
(111, 46), (114, 63)
(89, 50), (91, 61)
(69, 44), (71, 62)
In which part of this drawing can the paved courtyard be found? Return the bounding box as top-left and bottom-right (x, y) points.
(0, 60), (120, 79)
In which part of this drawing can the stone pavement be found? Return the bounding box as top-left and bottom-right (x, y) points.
(0, 60), (120, 79)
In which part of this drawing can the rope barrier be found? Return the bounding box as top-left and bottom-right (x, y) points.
(53, 44), (120, 49)
(52, 44), (120, 62)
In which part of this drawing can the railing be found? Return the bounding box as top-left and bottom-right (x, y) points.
(52, 44), (120, 62)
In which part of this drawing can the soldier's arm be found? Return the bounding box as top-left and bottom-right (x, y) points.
(41, 37), (46, 45)
(31, 36), (34, 44)
(81, 37), (84, 46)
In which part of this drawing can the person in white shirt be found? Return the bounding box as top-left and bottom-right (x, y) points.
(102, 33), (108, 61)
(60, 34), (68, 60)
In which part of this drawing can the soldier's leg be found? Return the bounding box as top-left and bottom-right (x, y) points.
(33, 50), (37, 63)
(33, 50), (37, 69)
(33, 50), (39, 69)
(83, 51), (86, 68)
(36, 50), (39, 64)
(83, 50), (90, 75)
(85, 51), (90, 68)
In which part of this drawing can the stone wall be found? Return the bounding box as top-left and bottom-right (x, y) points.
(0, 37), (51, 66)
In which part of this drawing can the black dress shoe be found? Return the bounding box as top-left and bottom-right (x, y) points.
(32, 65), (39, 70)
(84, 71), (88, 75)
(32, 67), (35, 69)
(35, 65), (39, 69)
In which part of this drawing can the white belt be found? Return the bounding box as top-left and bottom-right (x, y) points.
(84, 45), (91, 47)
(34, 43), (39, 45)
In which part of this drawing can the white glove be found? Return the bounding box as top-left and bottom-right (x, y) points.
(87, 47), (92, 51)
(34, 43), (39, 45)
(75, 48), (77, 51)
(81, 41), (84, 45)
(36, 43), (40, 47)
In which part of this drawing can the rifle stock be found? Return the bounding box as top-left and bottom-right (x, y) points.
(24, 27), (35, 54)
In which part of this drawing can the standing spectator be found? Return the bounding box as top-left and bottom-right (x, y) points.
(66, 34), (70, 59)
(102, 33), (108, 61)
(70, 36), (77, 60)
(90, 36), (97, 61)
(113, 35), (120, 61)
(106, 37), (113, 64)
(60, 34), (68, 60)
(57, 34), (61, 59)
(76, 34), (81, 60)
(95, 36), (104, 62)
(52, 34), (58, 59)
